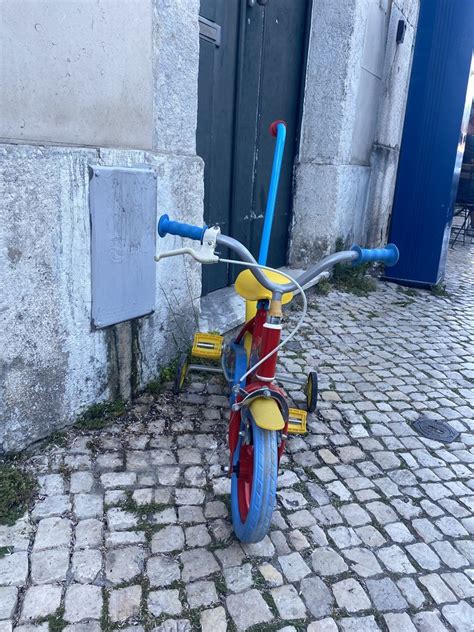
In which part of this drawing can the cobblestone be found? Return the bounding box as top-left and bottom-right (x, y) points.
(332, 578), (371, 612)
(64, 584), (102, 622)
(148, 589), (182, 617)
(186, 580), (218, 608)
(20, 584), (62, 621)
(0, 586), (17, 619)
(200, 606), (227, 632)
(311, 547), (348, 575)
(33, 517), (71, 550)
(278, 552), (311, 582)
(271, 584), (306, 619)
(226, 589), (273, 630)
(71, 549), (102, 583)
(1, 246), (472, 630)
(31, 549), (69, 584)
(223, 563), (252, 593)
(105, 546), (145, 584)
(147, 554), (180, 587)
(180, 548), (219, 582)
(366, 577), (408, 611)
(108, 585), (142, 622)
(300, 576), (334, 618)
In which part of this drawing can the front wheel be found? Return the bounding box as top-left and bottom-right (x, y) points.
(231, 422), (278, 543)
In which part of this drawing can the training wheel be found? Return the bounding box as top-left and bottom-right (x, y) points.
(173, 353), (189, 395)
(306, 371), (318, 413)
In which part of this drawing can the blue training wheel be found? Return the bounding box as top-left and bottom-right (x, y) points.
(231, 422), (278, 543)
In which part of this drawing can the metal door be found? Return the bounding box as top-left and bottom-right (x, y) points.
(197, 0), (310, 295)
(385, 0), (474, 287)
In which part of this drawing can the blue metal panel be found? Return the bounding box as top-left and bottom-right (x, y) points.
(89, 166), (157, 328)
(385, 0), (474, 287)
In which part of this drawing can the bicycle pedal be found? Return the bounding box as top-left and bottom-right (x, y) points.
(287, 408), (307, 434)
(191, 333), (224, 360)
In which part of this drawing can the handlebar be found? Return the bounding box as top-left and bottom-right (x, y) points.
(156, 214), (399, 292)
(351, 244), (399, 267)
(158, 214), (207, 242)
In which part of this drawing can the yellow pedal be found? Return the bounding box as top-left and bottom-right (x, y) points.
(287, 408), (308, 434)
(191, 333), (224, 360)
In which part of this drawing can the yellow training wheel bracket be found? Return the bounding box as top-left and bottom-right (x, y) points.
(287, 408), (308, 434)
(191, 332), (224, 360)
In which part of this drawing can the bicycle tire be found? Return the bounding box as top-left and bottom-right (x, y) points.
(173, 353), (189, 395)
(231, 421), (278, 543)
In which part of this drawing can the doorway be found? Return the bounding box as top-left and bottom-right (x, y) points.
(197, 0), (310, 295)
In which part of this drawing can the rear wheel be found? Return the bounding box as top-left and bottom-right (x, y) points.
(173, 353), (189, 395)
(306, 371), (318, 413)
(231, 422), (278, 543)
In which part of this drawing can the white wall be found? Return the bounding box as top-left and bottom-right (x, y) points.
(0, 0), (203, 452)
(290, 0), (419, 264)
(0, 0), (154, 148)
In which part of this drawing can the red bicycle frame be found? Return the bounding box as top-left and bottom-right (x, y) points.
(228, 299), (289, 471)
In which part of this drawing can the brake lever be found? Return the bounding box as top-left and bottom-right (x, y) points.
(155, 226), (220, 264)
(155, 247), (219, 264)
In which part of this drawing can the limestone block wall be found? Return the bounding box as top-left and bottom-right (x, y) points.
(290, 0), (420, 265)
(0, 0), (203, 452)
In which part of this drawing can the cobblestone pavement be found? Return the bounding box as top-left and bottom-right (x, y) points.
(1, 245), (473, 632)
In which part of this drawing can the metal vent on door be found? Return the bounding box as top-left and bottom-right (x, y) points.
(199, 16), (221, 46)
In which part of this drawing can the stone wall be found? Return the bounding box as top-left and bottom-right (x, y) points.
(0, 0), (419, 451)
(0, 0), (203, 452)
(290, 0), (419, 265)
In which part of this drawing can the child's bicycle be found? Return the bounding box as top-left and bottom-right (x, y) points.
(155, 121), (399, 542)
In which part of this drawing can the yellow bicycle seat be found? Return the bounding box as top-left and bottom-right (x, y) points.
(234, 269), (294, 304)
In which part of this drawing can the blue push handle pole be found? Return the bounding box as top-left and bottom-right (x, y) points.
(258, 120), (287, 265)
(351, 243), (399, 267)
(158, 214), (207, 242)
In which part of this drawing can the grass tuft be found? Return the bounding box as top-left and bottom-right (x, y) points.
(313, 277), (332, 296)
(43, 606), (67, 632)
(0, 464), (37, 525)
(430, 282), (450, 298)
(326, 237), (377, 296)
(146, 357), (179, 394)
(74, 399), (125, 431)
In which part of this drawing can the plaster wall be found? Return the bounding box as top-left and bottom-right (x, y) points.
(290, 0), (419, 264)
(0, 0), (202, 452)
(0, 0), (154, 149)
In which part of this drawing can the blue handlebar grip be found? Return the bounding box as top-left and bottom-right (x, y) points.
(351, 243), (399, 267)
(158, 214), (207, 242)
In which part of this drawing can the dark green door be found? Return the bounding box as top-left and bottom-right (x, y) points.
(197, 0), (310, 295)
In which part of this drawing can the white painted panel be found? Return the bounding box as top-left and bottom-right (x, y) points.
(0, 0), (153, 148)
(351, 69), (382, 166)
(362, 1), (389, 79)
(89, 166), (157, 328)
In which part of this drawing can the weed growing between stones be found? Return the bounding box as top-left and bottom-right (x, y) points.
(332, 260), (377, 296)
(43, 431), (68, 448)
(430, 282), (451, 298)
(100, 588), (113, 632)
(146, 357), (179, 394)
(0, 546), (13, 557)
(313, 277), (332, 296)
(41, 606), (67, 632)
(0, 463), (37, 525)
(74, 399), (125, 431)
(393, 298), (415, 307)
(316, 237), (377, 296)
(397, 285), (419, 297)
(120, 491), (169, 519)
